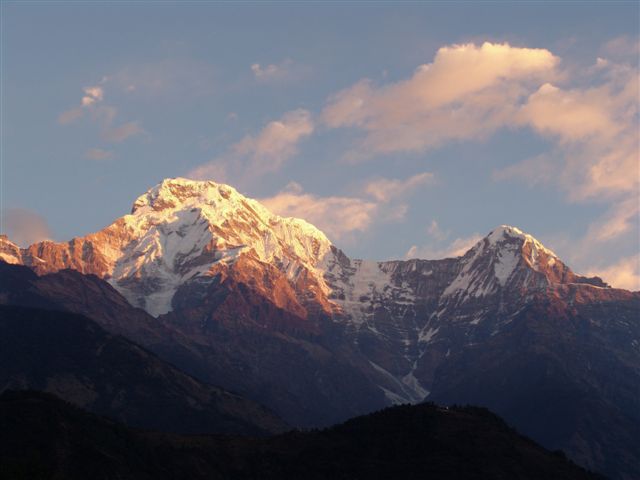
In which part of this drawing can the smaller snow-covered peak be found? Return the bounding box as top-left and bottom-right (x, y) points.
(443, 225), (567, 301)
(476, 225), (558, 260)
(485, 225), (558, 264)
(487, 225), (526, 242)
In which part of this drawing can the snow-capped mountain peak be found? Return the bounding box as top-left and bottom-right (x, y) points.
(131, 177), (239, 214)
(129, 177), (331, 263)
(443, 225), (569, 301)
(487, 225), (558, 265)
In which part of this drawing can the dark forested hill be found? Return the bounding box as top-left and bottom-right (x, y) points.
(0, 390), (602, 480)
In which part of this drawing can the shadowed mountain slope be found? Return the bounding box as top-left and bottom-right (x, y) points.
(0, 305), (286, 436)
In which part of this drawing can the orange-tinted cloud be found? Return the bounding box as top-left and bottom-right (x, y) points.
(233, 109), (314, 173)
(58, 84), (105, 124)
(363, 172), (434, 202)
(322, 42), (559, 159)
(406, 232), (483, 260)
(107, 58), (217, 98)
(2, 208), (52, 246)
(85, 148), (113, 161)
(187, 162), (229, 184)
(57, 107), (84, 125)
(261, 182), (377, 241)
(585, 197), (639, 243)
(59, 83), (144, 145)
(513, 67), (638, 202)
(492, 50), (638, 264)
(260, 172), (433, 242)
(102, 121), (144, 143)
(587, 255), (640, 291)
(188, 109), (314, 183)
(81, 86), (104, 106)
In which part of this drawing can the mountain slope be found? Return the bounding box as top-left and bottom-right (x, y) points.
(0, 304), (286, 435)
(0, 390), (601, 480)
(428, 290), (640, 479)
(0, 260), (389, 428)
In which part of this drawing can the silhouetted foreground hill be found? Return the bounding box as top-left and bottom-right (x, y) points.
(0, 305), (286, 436)
(0, 391), (602, 480)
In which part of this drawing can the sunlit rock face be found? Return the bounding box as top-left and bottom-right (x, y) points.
(18, 178), (337, 318)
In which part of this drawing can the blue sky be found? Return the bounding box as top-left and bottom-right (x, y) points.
(2, 1), (639, 289)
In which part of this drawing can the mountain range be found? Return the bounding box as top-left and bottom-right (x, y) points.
(1, 177), (638, 479)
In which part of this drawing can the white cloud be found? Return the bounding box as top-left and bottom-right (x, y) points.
(85, 148), (113, 161)
(251, 62), (282, 80)
(187, 162), (229, 184)
(586, 255), (640, 291)
(427, 220), (448, 241)
(107, 58), (217, 98)
(322, 42), (559, 160)
(258, 172), (432, 242)
(57, 107), (84, 125)
(1, 208), (53, 246)
(406, 232), (483, 260)
(363, 172), (433, 202)
(519, 83), (618, 144)
(601, 35), (640, 61)
(261, 182), (377, 241)
(234, 109), (314, 172)
(58, 84), (105, 124)
(445, 234), (485, 257)
(102, 121), (144, 143)
(81, 86), (104, 106)
(513, 68), (638, 203)
(492, 153), (558, 187)
(250, 59), (306, 83)
(322, 40), (637, 258)
(188, 109), (314, 183)
(585, 197), (639, 244)
(58, 83), (143, 145)
(484, 47), (639, 286)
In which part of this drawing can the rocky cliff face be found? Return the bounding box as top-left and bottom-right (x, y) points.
(2, 178), (638, 478)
